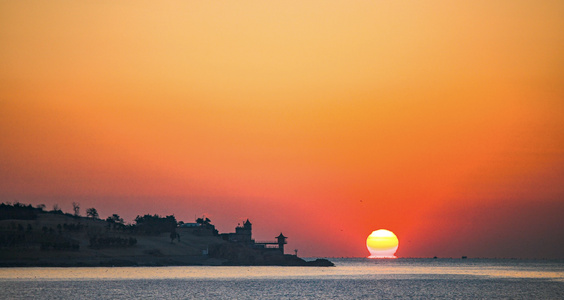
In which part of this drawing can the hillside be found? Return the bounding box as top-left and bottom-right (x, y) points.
(0, 204), (333, 267)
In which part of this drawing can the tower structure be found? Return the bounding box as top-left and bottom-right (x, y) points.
(243, 219), (252, 231)
(233, 219), (253, 243)
(276, 233), (287, 254)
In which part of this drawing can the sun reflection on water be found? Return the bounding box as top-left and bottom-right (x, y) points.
(1, 259), (563, 282)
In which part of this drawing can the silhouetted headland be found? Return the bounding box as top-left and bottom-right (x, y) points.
(0, 202), (333, 267)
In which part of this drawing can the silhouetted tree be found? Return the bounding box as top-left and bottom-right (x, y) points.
(106, 214), (124, 224)
(196, 217), (211, 225)
(134, 214), (177, 234)
(86, 208), (99, 219)
(72, 202), (80, 216)
(0, 203), (37, 220)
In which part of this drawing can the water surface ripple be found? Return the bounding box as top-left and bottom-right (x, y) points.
(1, 258), (563, 299)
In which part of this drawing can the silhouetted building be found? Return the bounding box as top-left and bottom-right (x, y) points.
(276, 233), (287, 254)
(220, 219), (287, 254)
(235, 219), (252, 241)
(220, 219), (254, 244)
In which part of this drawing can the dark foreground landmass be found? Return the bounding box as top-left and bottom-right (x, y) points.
(0, 204), (333, 267)
(0, 254), (334, 268)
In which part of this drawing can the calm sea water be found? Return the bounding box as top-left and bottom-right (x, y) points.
(1, 258), (563, 299)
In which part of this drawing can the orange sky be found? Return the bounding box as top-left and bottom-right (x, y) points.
(1, 1), (563, 258)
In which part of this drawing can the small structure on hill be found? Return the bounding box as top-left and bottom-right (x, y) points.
(254, 233), (287, 254)
(276, 233), (287, 254)
(220, 219), (288, 254)
(179, 218), (218, 236)
(220, 219), (254, 244)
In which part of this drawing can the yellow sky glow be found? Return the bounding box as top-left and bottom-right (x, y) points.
(1, 0), (563, 258)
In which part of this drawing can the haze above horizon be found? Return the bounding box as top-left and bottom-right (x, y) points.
(1, 0), (563, 258)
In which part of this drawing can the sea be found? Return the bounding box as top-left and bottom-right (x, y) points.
(1, 258), (563, 299)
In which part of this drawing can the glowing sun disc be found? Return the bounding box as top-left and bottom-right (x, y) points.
(366, 229), (399, 258)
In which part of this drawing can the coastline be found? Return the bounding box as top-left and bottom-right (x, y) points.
(0, 205), (333, 267)
(0, 255), (333, 268)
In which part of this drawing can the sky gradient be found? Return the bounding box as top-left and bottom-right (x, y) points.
(1, 1), (563, 258)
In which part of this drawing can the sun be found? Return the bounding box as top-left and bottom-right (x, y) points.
(366, 229), (399, 258)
